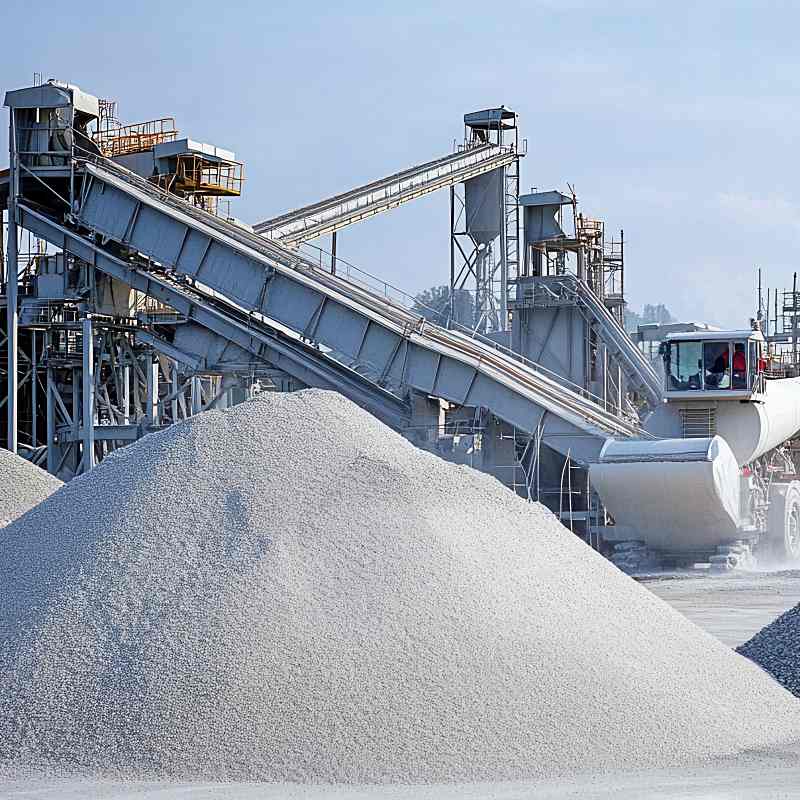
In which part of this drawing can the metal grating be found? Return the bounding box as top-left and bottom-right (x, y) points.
(680, 406), (717, 438)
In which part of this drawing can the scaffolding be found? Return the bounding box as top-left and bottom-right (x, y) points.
(603, 229), (625, 325)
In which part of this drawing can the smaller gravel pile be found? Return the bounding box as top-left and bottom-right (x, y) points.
(738, 604), (800, 696)
(0, 449), (62, 528)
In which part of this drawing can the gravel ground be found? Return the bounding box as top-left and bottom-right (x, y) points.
(1, 390), (800, 783)
(642, 570), (800, 646)
(5, 748), (800, 800)
(0, 449), (62, 528)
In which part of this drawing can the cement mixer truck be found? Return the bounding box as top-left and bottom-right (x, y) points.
(590, 328), (800, 572)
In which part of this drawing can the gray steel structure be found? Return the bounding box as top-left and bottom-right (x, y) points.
(255, 107), (522, 338)
(512, 191), (661, 412)
(1, 79), (656, 535)
(449, 108), (521, 336)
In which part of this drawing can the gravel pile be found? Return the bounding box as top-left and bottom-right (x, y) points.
(0, 449), (62, 528)
(1, 389), (800, 783)
(738, 604), (800, 696)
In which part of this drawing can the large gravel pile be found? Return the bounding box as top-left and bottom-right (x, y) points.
(0, 448), (62, 527)
(1, 389), (800, 783)
(738, 604), (800, 696)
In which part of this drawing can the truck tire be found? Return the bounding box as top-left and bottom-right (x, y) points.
(768, 481), (800, 563)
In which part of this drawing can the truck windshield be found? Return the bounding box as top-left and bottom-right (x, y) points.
(668, 340), (703, 390)
(668, 339), (752, 391)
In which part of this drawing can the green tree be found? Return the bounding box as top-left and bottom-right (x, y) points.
(412, 286), (475, 328)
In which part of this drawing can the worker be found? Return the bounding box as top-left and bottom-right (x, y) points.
(732, 343), (747, 388)
(707, 346), (729, 388)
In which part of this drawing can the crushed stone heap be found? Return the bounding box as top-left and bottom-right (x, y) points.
(738, 604), (800, 696)
(0, 449), (62, 528)
(1, 389), (799, 783)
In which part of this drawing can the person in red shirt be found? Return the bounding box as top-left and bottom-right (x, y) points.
(731, 343), (747, 388)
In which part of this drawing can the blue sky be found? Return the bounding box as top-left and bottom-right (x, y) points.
(2, 0), (798, 327)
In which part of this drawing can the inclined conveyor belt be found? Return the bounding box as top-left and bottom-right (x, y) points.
(48, 157), (644, 459)
(253, 143), (518, 245)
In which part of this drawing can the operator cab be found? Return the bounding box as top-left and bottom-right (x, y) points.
(662, 329), (766, 400)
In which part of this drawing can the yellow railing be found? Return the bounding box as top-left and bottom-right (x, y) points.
(94, 118), (178, 157)
(151, 154), (244, 197)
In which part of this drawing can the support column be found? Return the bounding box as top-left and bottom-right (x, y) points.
(499, 164), (508, 332)
(6, 190), (18, 453)
(171, 362), (179, 423)
(30, 331), (37, 447)
(146, 358), (159, 426)
(46, 367), (56, 474)
(331, 231), (337, 276)
(71, 366), (80, 475)
(82, 316), (95, 472)
(449, 186), (455, 324)
(191, 375), (202, 415)
(122, 364), (130, 425)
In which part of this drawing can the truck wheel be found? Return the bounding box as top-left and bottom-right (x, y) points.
(768, 481), (800, 563)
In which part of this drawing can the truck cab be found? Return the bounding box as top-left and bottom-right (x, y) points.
(662, 329), (766, 401)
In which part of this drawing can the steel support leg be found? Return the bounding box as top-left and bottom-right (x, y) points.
(122, 364), (130, 424)
(82, 316), (95, 472)
(6, 207), (18, 453)
(191, 376), (202, 415)
(46, 367), (56, 474)
(171, 362), (179, 423)
(71, 366), (80, 474)
(31, 331), (37, 447)
(146, 358), (159, 425)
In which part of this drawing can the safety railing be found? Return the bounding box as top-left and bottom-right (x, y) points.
(151, 154), (244, 197)
(73, 150), (643, 432)
(296, 239), (642, 424)
(93, 118), (178, 157)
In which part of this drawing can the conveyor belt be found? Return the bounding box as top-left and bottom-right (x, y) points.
(253, 144), (518, 245)
(61, 157), (642, 458)
(570, 278), (662, 406)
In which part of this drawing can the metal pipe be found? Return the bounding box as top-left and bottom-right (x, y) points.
(146, 358), (159, 425)
(122, 364), (130, 425)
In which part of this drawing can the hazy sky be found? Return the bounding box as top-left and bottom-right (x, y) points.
(2, 0), (797, 327)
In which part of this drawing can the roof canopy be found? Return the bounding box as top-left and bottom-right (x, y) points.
(463, 106), (516, 130)
(519, 190), (572, 208)
(4, 81), (99, 119)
